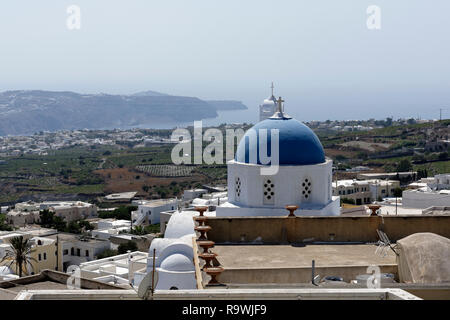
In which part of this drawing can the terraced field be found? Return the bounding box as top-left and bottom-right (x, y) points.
(135, 165), (196, 177)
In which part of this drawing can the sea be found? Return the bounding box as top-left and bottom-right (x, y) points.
(134, 108), (258, 130)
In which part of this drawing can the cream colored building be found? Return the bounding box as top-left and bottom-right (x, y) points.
(332, 180), (372, 205)
(6, 210), (40, 227)
(333, 179), (401, 204)
(27, 237), (58, 275)
(13, 201), (98, 223)
(46, 202), (97, 222)
(0, 232), (58, 276)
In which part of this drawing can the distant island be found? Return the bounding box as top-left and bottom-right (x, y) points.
(0, 90), (248, 135)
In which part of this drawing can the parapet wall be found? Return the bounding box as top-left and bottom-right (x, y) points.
(206, 215), (450, 243)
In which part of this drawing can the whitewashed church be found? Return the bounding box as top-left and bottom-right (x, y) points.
(217, 92), (340, 217)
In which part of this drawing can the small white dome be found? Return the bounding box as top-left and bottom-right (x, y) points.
(160, 253), (194, 272)
(262, 94), (276, 107)
(164, 212), (195, 239)
(262, 99), (275, 106)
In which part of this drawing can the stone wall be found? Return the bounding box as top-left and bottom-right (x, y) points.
(206, 215), (450, 244)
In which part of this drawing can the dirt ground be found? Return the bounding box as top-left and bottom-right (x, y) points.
(93, 167), (209, 196)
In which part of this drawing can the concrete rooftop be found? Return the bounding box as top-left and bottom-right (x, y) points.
(213, 244), (396, 269)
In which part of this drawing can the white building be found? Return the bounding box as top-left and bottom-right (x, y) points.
(192, 192), (228, 208)
(53, 233), (111, 271)
(91, 219), (131, 240)
(79, 251), (148, 287)
(430, 174), (450, 190)
(402, 174), (450, 209)
(131, 199), (177, 226)
(366, 180), (401, 201)
(217, 97), (340, 217)
(403, 187), (450, 209)
(182, 189), (208, 201)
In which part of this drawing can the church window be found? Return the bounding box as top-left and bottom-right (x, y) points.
(302, 178), (312, 199)
(263, 179), (275, 204)
(235, 177), (241, 200)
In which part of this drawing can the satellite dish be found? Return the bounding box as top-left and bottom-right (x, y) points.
(137, 271), (159, 300)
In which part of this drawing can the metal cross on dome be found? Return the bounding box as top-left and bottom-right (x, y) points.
(270, 96), (291, 119)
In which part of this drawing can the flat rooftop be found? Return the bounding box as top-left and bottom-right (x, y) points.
(213, 244), (396, 269)
(47, 233), (108, 243)
(105, 192), (137, 200)
(136, 199), (177, 207)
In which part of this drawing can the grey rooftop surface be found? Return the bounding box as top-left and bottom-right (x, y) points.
(213, 244), (396, 269)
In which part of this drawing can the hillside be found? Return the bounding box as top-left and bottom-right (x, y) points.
(0, 90), (228, 135)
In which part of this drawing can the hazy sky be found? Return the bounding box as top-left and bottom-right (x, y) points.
(0, 0), (449, 122)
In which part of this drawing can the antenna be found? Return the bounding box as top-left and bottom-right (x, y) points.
(375, 229), (398, 257)
(136, 248), (159, 299)
(311, 260), (320, 286)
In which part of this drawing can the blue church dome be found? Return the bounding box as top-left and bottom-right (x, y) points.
(235, 117), (325, 166)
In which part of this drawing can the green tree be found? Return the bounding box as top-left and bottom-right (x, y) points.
(130, 224), (160, 235)
(335, 155), (347, 161)
(98, 206), (136, 220)
(39, 209), (54, 227)
(1, 236), (37, 277)
(52, 216), (67, 232)
(340, 198), (355, 205)
(417, 168), (428, 179)
(97, 249), (119, 259)
(393, 187), (403, 198)
(78, 220), (94, 231)
(357, 152), (368, 161)
(118, 241), (138, 254)
(438, 152), (448, 161)
(396, 159), (412, 172)
(0, 214), (13, 231)
(130, 226), (146, 235)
